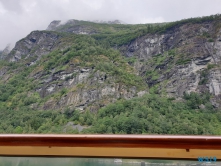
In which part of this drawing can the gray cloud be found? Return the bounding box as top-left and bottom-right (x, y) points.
(0, 0), (23, 13)
(0, 0), (221, 49)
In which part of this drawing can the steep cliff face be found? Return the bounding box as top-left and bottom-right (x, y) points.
(0, 29), (147, 112)
(2, 15), (221, 134)
(119, 18), (221, 107)
(7, 31), (61, 63)
(33, 65), (142, 111)
(1, 15), (221, 113)
(122, 21), (220, 62)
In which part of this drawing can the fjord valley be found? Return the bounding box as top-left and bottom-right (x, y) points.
(1, 15), (221, 134)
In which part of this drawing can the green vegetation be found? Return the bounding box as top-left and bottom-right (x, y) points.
(49, 14), (221, 47)
(199, 69), (209, 85)
(183, 92), (212, 109)
(0, 31), (147, 134)
(0, 92), (219, 134)
(176, 58), (191, 65)
(0, 14), (221, 134)
(199, 64), (217, 85)
(207, 63), (217, 70)
(83, 94), (220, 135)
(0, 31), (146, 110)
(144, 51), (175, 86)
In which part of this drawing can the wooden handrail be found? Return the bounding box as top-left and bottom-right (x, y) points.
(0, 134), (221, 149)
(0, 134), (220, 159)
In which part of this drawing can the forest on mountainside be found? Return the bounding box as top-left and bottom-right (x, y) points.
(0, 14), (221, 134)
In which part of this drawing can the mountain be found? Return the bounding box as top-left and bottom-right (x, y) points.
(92, 19), (125, 24)
(46, 19), (124, 33)
(0, 44), (11, 59)
(1, 14), (221, 134)
(46, 19), (125, 32)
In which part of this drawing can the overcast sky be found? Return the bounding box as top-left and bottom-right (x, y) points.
(0, 0), (221, 50)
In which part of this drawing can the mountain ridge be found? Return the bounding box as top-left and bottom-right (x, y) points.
(1, 14), (221, 134)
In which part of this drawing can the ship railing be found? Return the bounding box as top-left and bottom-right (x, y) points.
(0, 134), (220, 160)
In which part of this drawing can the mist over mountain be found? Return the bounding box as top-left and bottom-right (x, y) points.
(1, 0), (221, 50)
(0, 44), (11, 59)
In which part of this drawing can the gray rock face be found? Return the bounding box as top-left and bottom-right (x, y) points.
(165, 62), (202, 96)
(121, 23), (213, 60)
(209, 69), (221, 95)
(119, 22), (221, 106)
(7, 31), (60, 62)
(32, 66), (141, 111)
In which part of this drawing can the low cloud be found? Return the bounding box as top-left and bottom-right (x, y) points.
(0, 0), (221, 49)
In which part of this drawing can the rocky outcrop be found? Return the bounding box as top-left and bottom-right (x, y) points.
(34, 67), (142, 111)
(118, 20), (221, 108)
(7, 31), (61, 62)
(209, 69), (221, 95)
(121, 23), (214, 60)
